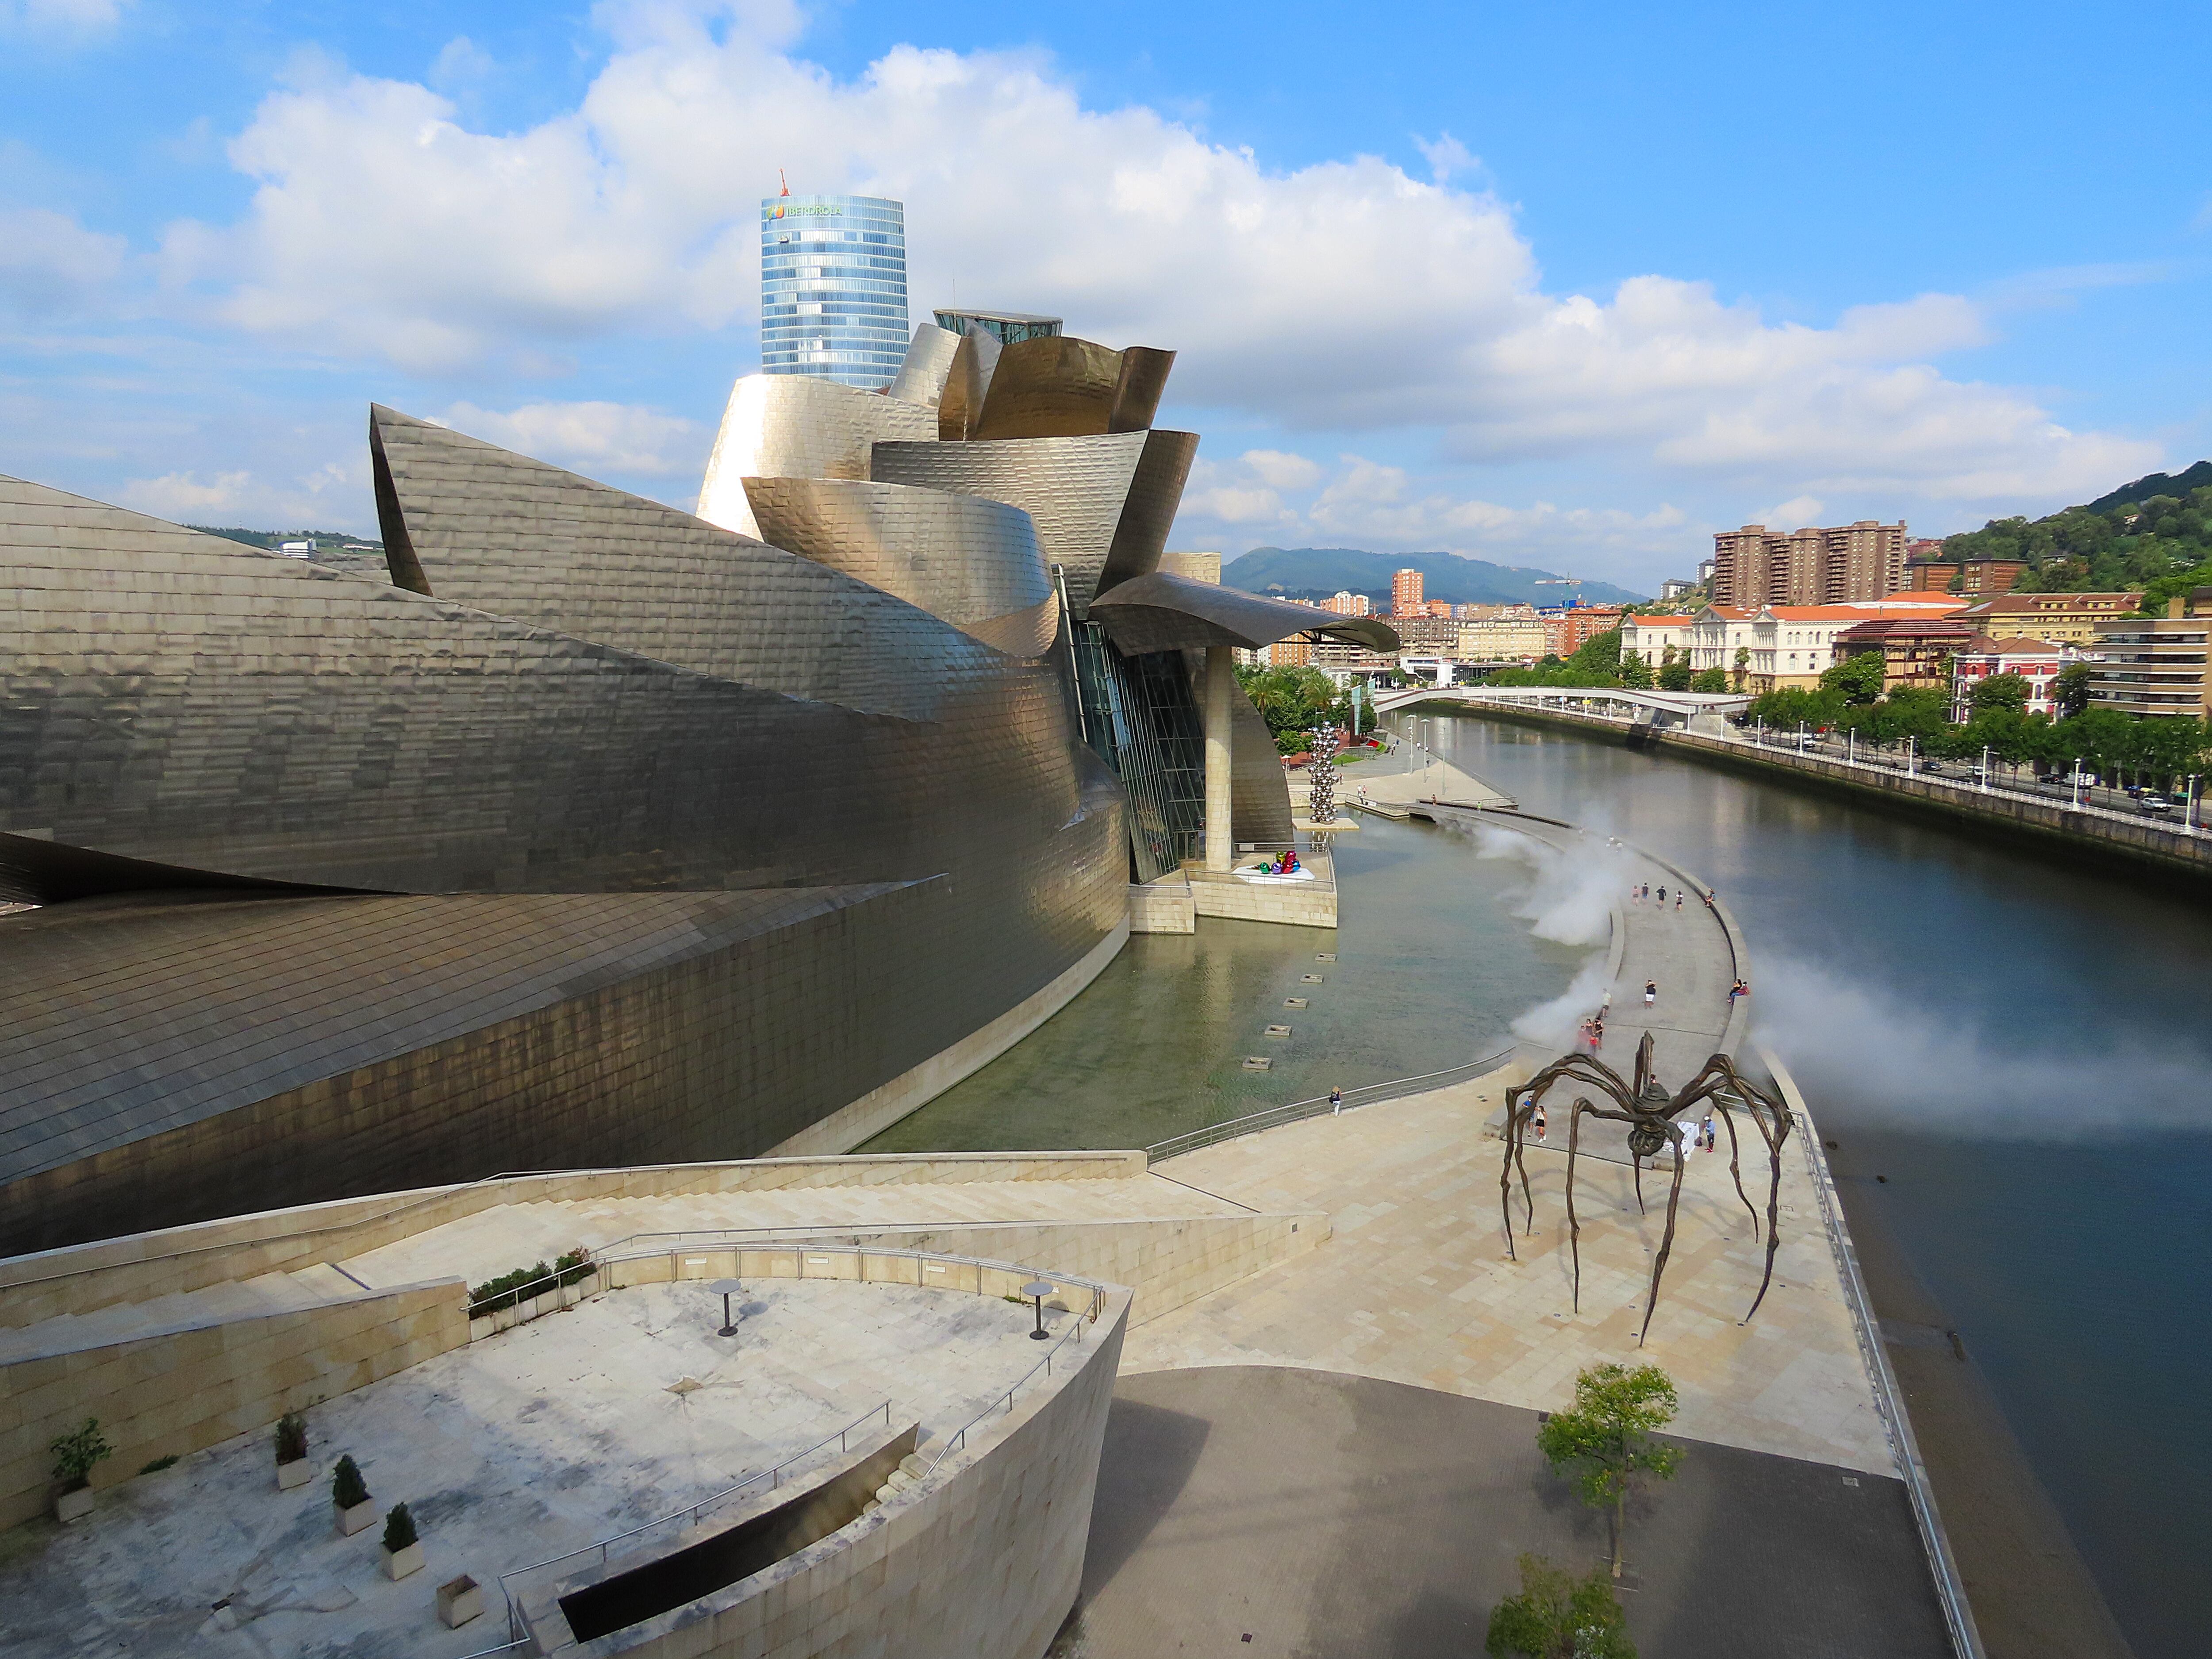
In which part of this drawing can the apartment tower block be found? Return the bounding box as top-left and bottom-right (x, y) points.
(1712, 521), (1908, 608)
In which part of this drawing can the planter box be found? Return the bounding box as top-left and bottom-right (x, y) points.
(53, 1485), (94, 1524)
(382, 1541), (425, 1582)
(437, 1575), (485, 1628)
(336, 1499), (377, 1536)
(276, 1458), (313, 1491)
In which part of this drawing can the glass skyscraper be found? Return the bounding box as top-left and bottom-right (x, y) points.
(759, 194), (909, 388)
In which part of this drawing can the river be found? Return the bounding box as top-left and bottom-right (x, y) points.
(875, 712), (2209, 1657)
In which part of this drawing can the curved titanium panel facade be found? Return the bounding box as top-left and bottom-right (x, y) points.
(741, 477), (1055, 651)
(936, 329), (1003, 442)
(971, 337), (1127, 440)
(697, 376), (935, 538)
(888, 322), (963, 406)
(870, 430), (1198, 618)
(0, 454), (1128, 1251)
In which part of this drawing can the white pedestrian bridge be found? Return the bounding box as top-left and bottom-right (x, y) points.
(1372, 682), (1755, 725)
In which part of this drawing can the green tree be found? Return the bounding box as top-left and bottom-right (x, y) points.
(1970, 672), (2030, 714)
(1820, 650), (1887, 707)
(1730, 646), (1750, 692)
(1235, 665), (1345, 753)
(1617, 649), (1654, 690)
(1656, 658), (1692, 691)
(1536, 1363), (1682, 1580)
(2053, 661), (2094, 719)
(1485, 1554), (1636, 1659)
(1687, 668), (1728, 693)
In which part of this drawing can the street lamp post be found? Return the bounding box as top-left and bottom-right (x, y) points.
(2187, 773), (2200, 833)
(1981, 745), (1991, 793)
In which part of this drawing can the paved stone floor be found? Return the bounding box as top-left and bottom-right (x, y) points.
(1051, 1365), (1947, 1659)
(1124, 1078), (1892, 1474)
(0, 1280), (1067, 1658)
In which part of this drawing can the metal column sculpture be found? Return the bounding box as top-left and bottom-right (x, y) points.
(1497, 1034), (1793, 1344)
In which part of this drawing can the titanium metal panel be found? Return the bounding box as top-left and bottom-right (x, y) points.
(0, 451), (1129, 1246)
(888, 322), (963, 406)
(1091, 568), (1402, 653)
(971, 336), (1127, 440)
(373, 404), (969, 719)
(1108, 347), (1175, 434)
(936, 327), (1003, 442)
(871, 429), (1198, 618)
(696, 374), (935, 537)
(741, 477), (1059, 657)
(1227, 680), (1298, 845)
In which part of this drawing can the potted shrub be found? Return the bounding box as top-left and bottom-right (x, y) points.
(274, 1410), (312, 1490)
(437, 1574), (485, 1628)
(49, 1418), (112, 1523)
(380, 1502), (424, 1581)
(331, 1454), (376, 1536)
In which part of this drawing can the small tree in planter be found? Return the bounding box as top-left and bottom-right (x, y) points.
(1485, 1553), (1635, 1658)
(331, 1454), (377, 1536)
(381, 1502), (424, 1580)
(273, 1410), (311, 1490)
(49, 1418), (113, 1522)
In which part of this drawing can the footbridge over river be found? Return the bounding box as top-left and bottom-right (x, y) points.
(1374, 682), (1754, 731)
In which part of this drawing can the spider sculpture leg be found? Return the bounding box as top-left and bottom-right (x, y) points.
(1636, 1122), (1693, 1346)
(1631, 1152), (1646, 1215)
(1710, 1104), (1762, 1238)
(1564, 1096), (1590, 1314)
(1510, 1111), (1537, 1234)
(1498, 1097), (1527, 1260)
(1743, 1103), (1789, 1322)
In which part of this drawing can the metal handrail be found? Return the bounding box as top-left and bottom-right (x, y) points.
(923, 1308), (1094, 1478)
(1145, 1048), (1514, 1163)
(1760, 1047), (1986, 1659)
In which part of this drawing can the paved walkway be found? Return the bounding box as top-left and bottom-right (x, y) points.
(1051, 1366), (1947, 1659)
(1123, 1073), (1891, 1474)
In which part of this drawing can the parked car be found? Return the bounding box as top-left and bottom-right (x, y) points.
(2141, 795), (2173, 814)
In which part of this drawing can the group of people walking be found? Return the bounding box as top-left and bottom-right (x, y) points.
(1627, 881), (1686, 912)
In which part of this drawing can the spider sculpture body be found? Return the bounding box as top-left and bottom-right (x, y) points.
(1500, 1033), (1793, 1344)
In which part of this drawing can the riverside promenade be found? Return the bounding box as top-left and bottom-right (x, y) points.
(1070, 807), (1954, 1657)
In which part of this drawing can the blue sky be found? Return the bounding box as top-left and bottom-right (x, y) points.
(3, 0), (2206, 590)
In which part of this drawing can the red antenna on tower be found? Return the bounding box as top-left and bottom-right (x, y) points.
(778, 169), (789, 197)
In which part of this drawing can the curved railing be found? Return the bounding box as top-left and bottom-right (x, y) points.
(1144, 1048), (1515, 1163)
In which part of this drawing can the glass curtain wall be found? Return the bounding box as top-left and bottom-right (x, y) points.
(760, 195), (910, 388)
(1069, 621), (1206, 882)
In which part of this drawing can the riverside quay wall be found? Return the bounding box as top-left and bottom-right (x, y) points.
(1439, 699), (2212, 885)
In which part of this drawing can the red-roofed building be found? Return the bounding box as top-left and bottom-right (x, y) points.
(1951, 635), (2069, 721)
(1619, 613), (1695, 666)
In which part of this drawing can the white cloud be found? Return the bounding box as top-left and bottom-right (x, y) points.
(0, 207), (125, 314)
(429, 35), (495, 91)
(1241, 449), (1321, 490)
(1413, 132), (1478, 184)
(0, 0), (124, 36)
(1750, 495), (1824, 532)
(145, 5), (2157, 510)
(436, 399), (704, 475)
(117, 456), (365, 528)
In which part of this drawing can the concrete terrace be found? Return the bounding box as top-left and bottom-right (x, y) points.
(6, 1279), (1079, 1658)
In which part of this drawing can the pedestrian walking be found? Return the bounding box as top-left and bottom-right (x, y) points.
(1643, 979), (1657, 1006)
(1657, 885), (1667, 905)
(1674, 892), (1683, 912)
(1532, 1102), (1548, 1143)
(1600, 990), (1612, 1015)
(1590, 1015), (1605, 1051)
(1330, 1086), (1344, 1115)
(1701, 1113), (1716, 1151)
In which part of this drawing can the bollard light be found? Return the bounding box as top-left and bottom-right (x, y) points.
(1022, 1279), (1056, 1341)
(709, 1277), (743, 1338)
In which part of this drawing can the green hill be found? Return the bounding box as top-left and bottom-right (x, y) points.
(1221, 547), (1646, 607)
(1939, 462), (2212, 607)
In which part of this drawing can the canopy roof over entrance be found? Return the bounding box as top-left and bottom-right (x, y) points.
(1088, 571), (1401, 656)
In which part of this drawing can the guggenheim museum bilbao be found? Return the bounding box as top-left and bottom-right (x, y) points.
(0, 266), (1393, 1259)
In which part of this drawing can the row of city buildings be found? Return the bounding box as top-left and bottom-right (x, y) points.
(1624, 588), (2212, 720)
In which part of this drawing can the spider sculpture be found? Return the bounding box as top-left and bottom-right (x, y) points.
(1499, 1032), (1793, 1344)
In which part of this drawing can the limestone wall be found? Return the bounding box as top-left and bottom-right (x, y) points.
(0, 1278), (465, 1530)
(593, 1212), (1322, 1329)
(0, 1151), (1151, 1328)
(578, 1294), (1129, 1659)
